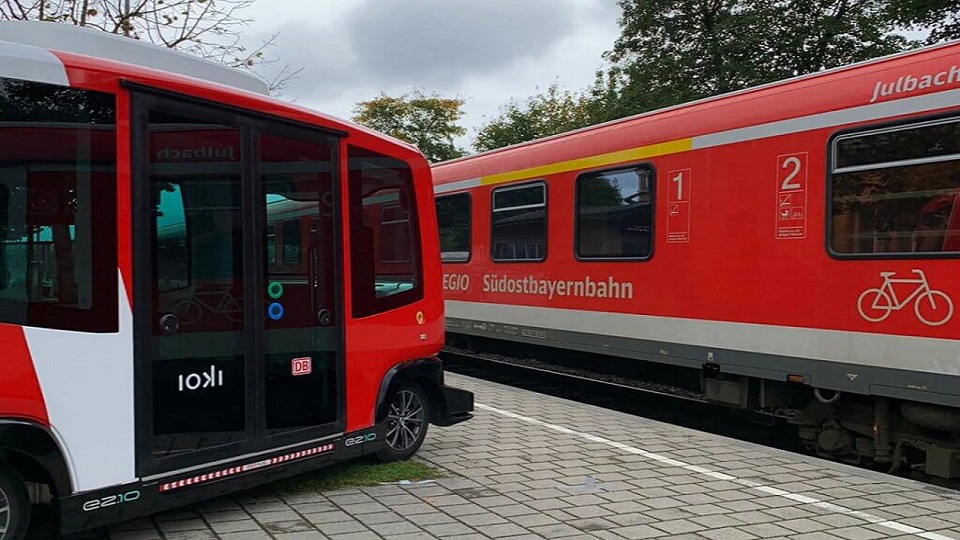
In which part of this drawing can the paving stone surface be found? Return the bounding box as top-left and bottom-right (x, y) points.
(37, 374), (960, 539)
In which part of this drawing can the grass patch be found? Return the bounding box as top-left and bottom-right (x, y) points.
(254, 459), (445, 494)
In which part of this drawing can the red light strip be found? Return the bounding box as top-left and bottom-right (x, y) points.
(158, 443), (335, 493)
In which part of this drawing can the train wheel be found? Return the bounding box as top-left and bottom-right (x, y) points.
(915, 290), (954, 327)
(371, 384), (430, 463)
(0, 464), (30, 540)
(857, 288), (892, 323)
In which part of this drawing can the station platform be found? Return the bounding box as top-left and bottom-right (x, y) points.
(96, 373), (960, 540)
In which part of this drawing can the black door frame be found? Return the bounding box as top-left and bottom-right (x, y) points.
(129, 85), (347, 477)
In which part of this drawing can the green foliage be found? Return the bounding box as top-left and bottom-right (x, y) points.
(892, 0), (960, 43)
(352, 89), (468, 163)
(588, 0), (917, 123)
(473, 82), (595, 152)
(580, 176), (624, 208)
(250, 459), (444, 494)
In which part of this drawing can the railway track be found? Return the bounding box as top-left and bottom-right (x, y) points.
(440, 347), (804, 454)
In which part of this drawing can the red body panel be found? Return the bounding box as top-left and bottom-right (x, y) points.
(0, 324), (48, 425)
(434, 43), (960, 344)
(20, 51), (443, 435)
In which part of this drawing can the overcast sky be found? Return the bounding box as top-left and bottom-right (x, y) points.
(241, 0), (622, 152)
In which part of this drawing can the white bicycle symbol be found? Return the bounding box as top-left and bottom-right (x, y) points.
(857, 269), (954, 326)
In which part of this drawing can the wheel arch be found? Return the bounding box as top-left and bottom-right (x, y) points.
(375, 358), (445, 424)
(0, 420), (72, 498)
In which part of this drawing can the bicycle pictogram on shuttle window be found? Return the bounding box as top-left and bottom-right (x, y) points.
(857, 269), (954, 326)
(173, 285), (244, 325)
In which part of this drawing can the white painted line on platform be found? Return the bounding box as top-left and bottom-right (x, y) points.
(476, 402), (959, 540)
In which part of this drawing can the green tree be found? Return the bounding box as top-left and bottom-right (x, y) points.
(892, 0), (960, 43)
(352, 89), (468, 163)
(473, 82), (595, 152)
(591, 0), (915, 122)
(579, 176), (624, 208)
(0, 0), (300, 93)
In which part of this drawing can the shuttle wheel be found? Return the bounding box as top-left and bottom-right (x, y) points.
(0, 464), (30, 540)
(372, 384), (430, 463)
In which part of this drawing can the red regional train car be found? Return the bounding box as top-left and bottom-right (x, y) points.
(433, 40), (960, 477)
(0, 21), (472, 538)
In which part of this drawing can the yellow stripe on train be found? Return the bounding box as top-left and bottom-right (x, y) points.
(478, 137), (693, 186)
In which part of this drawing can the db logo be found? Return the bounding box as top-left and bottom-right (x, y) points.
(292, 357), (312, 376)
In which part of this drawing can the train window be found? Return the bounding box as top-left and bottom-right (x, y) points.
(0, 79), (117, 332)
(155, 184), (189, 292)
(380, 205), (412, 263)
(348, 146), (423, 317)
(575, 165), (654, 259)
(435, 193), (470, 263)
(831, 117), (960, 255)
(491, 182), (546, 262)
(281, 220), (301, 264)
(266, 224), (276, 265)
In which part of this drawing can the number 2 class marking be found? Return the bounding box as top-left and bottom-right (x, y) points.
(775, 152), (808, 240)
(781, 156), (802, 190)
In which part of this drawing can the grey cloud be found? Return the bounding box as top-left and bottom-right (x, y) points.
(344, 0), (577, 88)
(248, 0), (619, 123)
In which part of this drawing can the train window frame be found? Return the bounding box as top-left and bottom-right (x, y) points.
(379, 203), (413, 264)
(490, 180), (548, 263)
(573, 163), (656, 262)
(435, 191), (472, 264)
(281, 219), (301, 265)
(826, 111), (960, 261)
(266, 223), (277, 265)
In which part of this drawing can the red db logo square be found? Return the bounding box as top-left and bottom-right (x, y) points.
(292, 357), (312, 376)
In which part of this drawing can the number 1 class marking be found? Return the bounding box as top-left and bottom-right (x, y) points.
(667, 169), (691, 244)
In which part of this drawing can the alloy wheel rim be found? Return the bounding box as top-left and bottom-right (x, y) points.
(0, 485), (10, 539)
(386, 390), (425, 451)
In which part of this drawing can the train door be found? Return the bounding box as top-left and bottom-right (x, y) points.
(131, 90), (344, 475)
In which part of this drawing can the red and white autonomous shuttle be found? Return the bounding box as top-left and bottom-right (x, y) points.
(0, 21), (472, 538)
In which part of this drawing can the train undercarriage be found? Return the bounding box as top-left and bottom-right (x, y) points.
(449, 332), (960, 482)
(702, 373), (960, 480)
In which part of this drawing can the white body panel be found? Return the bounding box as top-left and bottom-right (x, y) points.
(23, 274), (136, 492)
(0, 39), (69, 86)
(447, 300), (960, 378)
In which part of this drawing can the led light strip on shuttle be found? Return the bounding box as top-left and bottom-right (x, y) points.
(158, 443), (335, 492)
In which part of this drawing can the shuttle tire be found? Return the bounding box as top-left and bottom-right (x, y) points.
(370, 384), (430, 463)
(0, 464), (30, 540)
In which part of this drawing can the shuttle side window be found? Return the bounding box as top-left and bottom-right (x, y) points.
(491, 182), (546, 262)
(0, 78), (117, 332)
(435, 193), (471, 263)
(348, 146), (423, 317)
(830, 117), (960, 256)
(575, 165), (654, 260)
